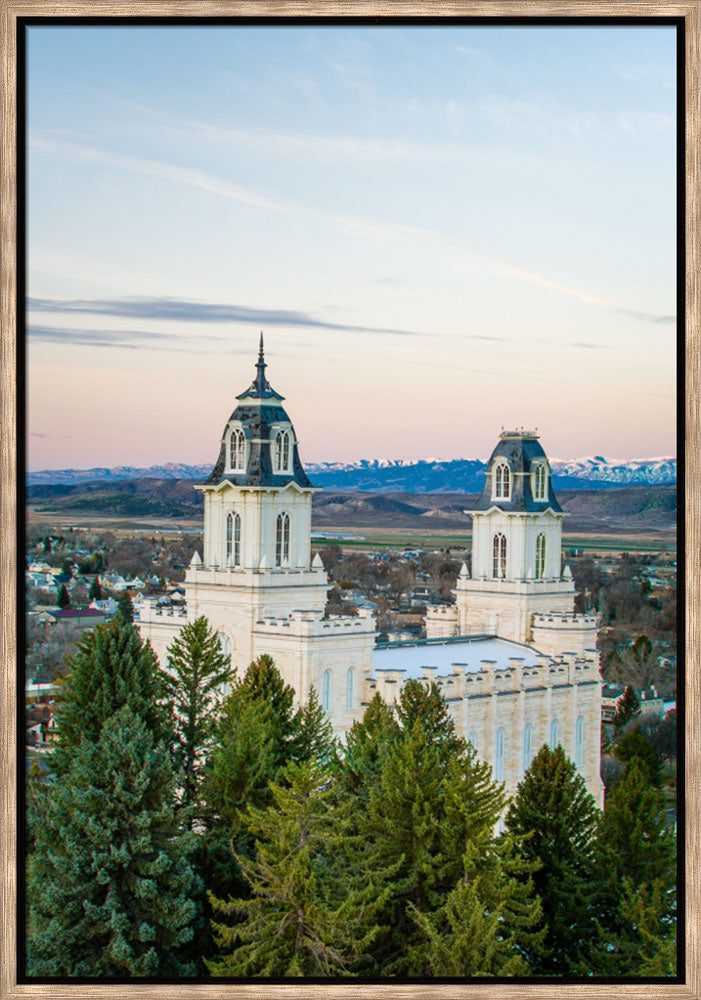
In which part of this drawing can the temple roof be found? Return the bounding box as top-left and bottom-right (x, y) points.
(471, 430), (563, 513)
(205, 337), (313, 489)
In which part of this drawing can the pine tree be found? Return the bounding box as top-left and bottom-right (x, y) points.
(116, 590), (135, 624)
(590, 758), (676, 975)
(339, 692), (399, 801)
(395, 678), (464, 762)
(613, 684), (641, 732)
(27, 707), (198, 977)
(408, 839), (541, 976)
(207, 760), (389, 977)
(88, 576), (103, 601)
(57, 584), (70, 608)
(195, 686), (280, 968)
(239, 653), (298, 765)
(613, 727), (663, 787)
(165, 616), (233, 817)
(52, 617), (172, 775)
(290, 686), (338, 766)
(505, 744), (599, 974)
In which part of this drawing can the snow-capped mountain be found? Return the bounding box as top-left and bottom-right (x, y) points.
(27, 456), (677, 492)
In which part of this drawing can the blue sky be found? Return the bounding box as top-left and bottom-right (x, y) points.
(26, 24), (677, 470)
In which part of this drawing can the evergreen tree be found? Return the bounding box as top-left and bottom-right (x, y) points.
(88, 576), (103, 601)
(208, 760), (389, 977)
(614, 685), (641, 733)
(613, 727), (663, 787)
(27, 707), (198, 977)
(290, 686), (338, 766)
(116, 590), (135, 624)
(590, 759), (676, 975)
(165, 616), (233, 817)
(52, 617), (172, 775)
(57, 584), (70, 609)
(239, 653), (298, 765)
(505, 744), (599, 974)
(339, 693), (399, 802)
(395, 679), (464, 762)
(408, 839), (541, 976)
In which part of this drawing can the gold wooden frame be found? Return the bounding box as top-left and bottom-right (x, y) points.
(1, 3), (698, 998)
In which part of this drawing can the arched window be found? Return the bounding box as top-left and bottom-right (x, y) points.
(468, 731), (478, 752)
(226, 512), (241, 566)
(493, 461), (511, 500)
(495, 728), (505, 781)
(575, 715), (584, 768)
(275, 512), (290, 566)
(535, 533), (546, 579)
(346, 668), (354, 710)
(218, 632), (232, 661)
(322, 670), (331, 713)
(492, 533), (507, 579)
(534, 462), (547, 500)
(275, 430), (291, 473)
(523, 724), (533, 774)
(228, 428), (245, 471)
(550, 719), (559, 748)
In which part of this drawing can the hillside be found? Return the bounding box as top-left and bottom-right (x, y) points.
(26, 480), (677, 535)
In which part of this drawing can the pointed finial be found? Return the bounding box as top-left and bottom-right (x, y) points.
(258, 332), (265, 364)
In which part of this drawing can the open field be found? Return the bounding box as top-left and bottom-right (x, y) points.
(26, 509), (675, 556)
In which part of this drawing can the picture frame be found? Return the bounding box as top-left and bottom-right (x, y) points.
(1, 2), (698, 997)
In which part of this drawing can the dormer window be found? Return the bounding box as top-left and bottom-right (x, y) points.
(533, 462), (547, 501)
(227, 427), (246, 472)
(492, 461), (511, 501)
(274, 429), (292, 474)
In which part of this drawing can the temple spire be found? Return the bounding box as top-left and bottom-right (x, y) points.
(236, 332), (284, 400)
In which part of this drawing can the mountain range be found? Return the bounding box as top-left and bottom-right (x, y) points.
(27, 456), (677, 493)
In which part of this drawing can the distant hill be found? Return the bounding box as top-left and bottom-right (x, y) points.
(26, 480), (677, 534)
(27, 455), (676, 492)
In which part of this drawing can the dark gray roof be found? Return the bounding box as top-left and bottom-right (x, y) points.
(206, 337), (313, 490)
(471, 432), (563, 513)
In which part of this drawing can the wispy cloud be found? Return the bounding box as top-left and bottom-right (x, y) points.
(505, 267), (675, 325)
(568, 341), (606, 350)
(27, 299), (428, 339)
(27, 324), (217, 351)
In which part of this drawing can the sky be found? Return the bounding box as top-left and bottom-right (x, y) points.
(26, 23), (678, 471)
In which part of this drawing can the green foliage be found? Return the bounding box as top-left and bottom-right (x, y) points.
(88, 576), (103, 601)
(290, 686), (338, 767)
(395, 679), (463, 762)
(357, 703), (540, 976)
(613, 727), (663, 787)
(239, 653), (298, 765)
(116, 590), (135, 624)
(57, 584), (70, 609)
(165, 616), (233, 816)
(52, 617), (172, 775)
(505, 744), (599, 974)
(409, 838), (541, 976)
(208, 761), (390, 977)
(591, 759), (676, 975)
(613, 684), (641, 732)
(338, 693), (399, 801)
(27, 707), (198, 977)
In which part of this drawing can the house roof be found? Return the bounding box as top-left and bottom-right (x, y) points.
(470, 431), (563, 514)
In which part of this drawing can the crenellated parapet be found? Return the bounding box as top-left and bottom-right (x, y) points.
(531, 611), (600, 659)
(425, 604), (458, 639)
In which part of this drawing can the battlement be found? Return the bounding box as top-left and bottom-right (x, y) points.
(532, 612), (599, 628)
(139, 601), (188, 623)
(425, 606), (458, 618)
(253, 608), (375, 639)
(185, 565), (328, 587)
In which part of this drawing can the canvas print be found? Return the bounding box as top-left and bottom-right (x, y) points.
(23, 21), (679, 980)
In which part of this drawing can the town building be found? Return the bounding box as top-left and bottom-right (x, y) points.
(139, 340), (603, 804)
